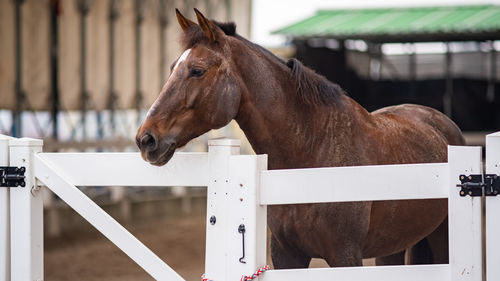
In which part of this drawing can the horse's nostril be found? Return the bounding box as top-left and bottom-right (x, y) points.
(140, 132), (157, 151)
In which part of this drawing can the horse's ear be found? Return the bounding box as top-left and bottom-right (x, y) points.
(194, 8), (223, 42)
(176, 8), (197, 33)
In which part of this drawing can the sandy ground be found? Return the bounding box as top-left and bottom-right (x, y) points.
(45, 207), (373, 281)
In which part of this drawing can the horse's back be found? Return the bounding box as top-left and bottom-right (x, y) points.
(371, 104), (465, 164)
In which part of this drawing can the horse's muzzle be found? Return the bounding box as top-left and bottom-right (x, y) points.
(136, 131), (177, 166)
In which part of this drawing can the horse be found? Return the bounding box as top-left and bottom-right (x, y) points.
(136, 8), (464, 268)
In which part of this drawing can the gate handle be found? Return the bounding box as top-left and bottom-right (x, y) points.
(238, 224), (246, 264)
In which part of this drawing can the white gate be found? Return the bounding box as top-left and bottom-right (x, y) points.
(1, 133), (499, 281)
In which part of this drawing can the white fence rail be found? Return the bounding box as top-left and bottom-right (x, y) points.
(260, 162), (448, 204)
(1, 133), (499, 281)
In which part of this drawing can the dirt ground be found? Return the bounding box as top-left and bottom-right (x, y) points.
(45, 207), (373, 281)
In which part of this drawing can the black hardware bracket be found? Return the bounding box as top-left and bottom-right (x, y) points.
(458, 174), (500, 197)
(0, 166), (26, 187)
(238, 224), (246, 264)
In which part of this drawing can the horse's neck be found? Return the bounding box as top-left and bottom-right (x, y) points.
(234, 56), (370, 169)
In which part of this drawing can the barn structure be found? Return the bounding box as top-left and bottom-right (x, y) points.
(273, 5), (500, 132)
(0, 0), (252, 150)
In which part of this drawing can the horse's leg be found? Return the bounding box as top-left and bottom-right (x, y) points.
(407, 238), (433, 264)
(408, 217), (448, 264)
(374, 251), (405, 265)
(270, 235), (311, 269)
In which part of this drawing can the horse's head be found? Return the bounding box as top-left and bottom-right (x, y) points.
(136, 9), (242, 166)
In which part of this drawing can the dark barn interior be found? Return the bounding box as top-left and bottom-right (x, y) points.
(275, 5), (500, 132)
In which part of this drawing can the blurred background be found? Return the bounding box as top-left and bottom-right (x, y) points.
(0, 0), (499, 280)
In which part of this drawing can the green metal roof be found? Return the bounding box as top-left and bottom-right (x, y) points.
(273, 5), (500, 42)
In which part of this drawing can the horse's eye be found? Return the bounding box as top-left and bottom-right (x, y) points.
(189, 68), (205, 78)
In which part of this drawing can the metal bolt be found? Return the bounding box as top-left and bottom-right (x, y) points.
(468, 176), (472, 180)
(468, 191), (473, 195)
(460, 176), (465, 180)
(460, 191), (465, 195)
(210, 215), (216, 225)
(239, 198), (243, 202)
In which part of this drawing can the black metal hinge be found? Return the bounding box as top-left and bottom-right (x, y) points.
(0, 166), (26, 187)
(458, 174), (500, 197)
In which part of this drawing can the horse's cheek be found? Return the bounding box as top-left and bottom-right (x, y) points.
(206, 80), (240, 127)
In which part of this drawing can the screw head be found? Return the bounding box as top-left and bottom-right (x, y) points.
(209, 215), (216, 225)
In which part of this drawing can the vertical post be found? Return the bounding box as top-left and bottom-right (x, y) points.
(205, 138), (241, 281)
(226, 154), (267, 280)
(448, 145), (483, 281)
(0, 135), (12, 281)
(108, 0), (120, 134)
(76, 0), (91, 139)
(13, 0), (25, 137)
(134, 0), (144, 126)
(159, 0), (168, 90)
(9, 137), (43, 281)
(486, 132), (500, 281)
(487, 42), (496, 103)
(50, 0), (60, 140)
(408, 43), (417, 99)
(444, 43), (453, 117)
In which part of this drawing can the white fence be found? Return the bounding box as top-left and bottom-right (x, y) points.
(1, 133), (499, 281)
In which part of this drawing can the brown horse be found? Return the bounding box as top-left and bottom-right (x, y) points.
(136, 9), (464, 268)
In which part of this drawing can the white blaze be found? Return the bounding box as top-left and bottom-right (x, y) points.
(146, 48), (192, 118)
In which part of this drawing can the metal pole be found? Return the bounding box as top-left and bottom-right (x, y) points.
(159, 0), (168, 90)
(444, 43), (453, 117)
(13, 0), (25, 137)
(408, 43), (416, 98)
(134, 0), (144, 125)
(77, 0), (91, 139)
(108, 0), (119, 134)
(50, 0), (60, 140)
(487, 41), (497, 103)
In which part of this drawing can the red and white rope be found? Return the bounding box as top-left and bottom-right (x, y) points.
(201, 265), (270, 281)
(240, 265), (270, 281)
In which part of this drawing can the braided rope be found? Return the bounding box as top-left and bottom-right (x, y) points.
(240, 265), (270, 281)
(201, 265), (270, 281)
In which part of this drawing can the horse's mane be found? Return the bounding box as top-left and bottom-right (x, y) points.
(181, 21), (345, 106)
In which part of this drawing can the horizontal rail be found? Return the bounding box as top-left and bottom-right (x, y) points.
(260, 163), (448, 205)
(37, 152), (208, 187)
(260, 264), (449, 281)
(34, 154), (185, 281)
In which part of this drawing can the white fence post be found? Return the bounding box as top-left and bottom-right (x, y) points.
(9, 137), (44, 281)
(448, 145), (483, 281)
(205, 138), (242, 281)
(0, 135), (12, 281)
(486, 132), (500, 281)
(226, 153), (268, 280)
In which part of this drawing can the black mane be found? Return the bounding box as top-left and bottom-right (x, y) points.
(181, 20), (345, 106)
(286, 58), (344, 106)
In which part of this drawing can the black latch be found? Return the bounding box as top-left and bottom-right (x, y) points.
(458, 174), (500, 197)
(0, 166), (26, 187)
